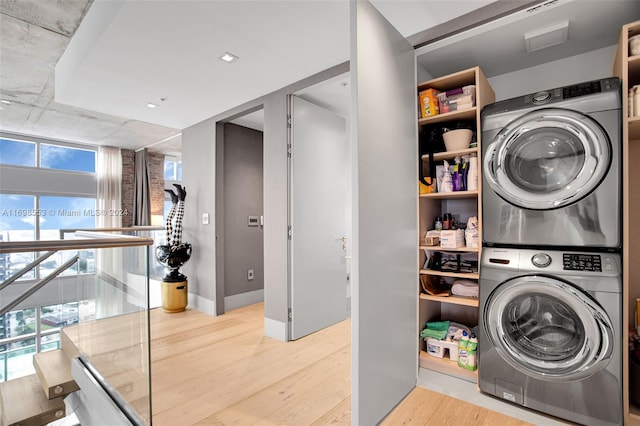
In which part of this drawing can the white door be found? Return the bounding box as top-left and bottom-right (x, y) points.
(351, 1), (418, 425)
(289, 95), (347, 340)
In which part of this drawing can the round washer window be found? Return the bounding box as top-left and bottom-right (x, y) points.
(504, 128), (586, 193)
(483, 275), (614, 381)
(484, 108), (611, 210)
(502, 292), (585, 361)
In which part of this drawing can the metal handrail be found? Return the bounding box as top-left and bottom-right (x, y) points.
(0, 233), (153, 254)
(0, 255), (80, 316)
(0, 251), (56, 290)
(59, 226), (164, 238)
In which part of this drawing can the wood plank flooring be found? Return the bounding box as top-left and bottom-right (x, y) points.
(149, 303), (531, 426)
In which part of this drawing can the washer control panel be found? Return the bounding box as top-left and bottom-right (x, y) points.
(562, 253), (602, 272)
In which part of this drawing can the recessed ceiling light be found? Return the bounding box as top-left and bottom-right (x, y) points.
(0, 99), (12, 105)
(146, 103), (158, 108)
(219, 52), (239, 63)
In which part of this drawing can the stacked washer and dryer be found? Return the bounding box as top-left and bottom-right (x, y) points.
(478, 78), (623, 426)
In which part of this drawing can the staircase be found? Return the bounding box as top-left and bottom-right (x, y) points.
(0, 326), (79, 426)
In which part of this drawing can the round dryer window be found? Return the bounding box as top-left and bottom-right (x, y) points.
(484, 108), (611, 210)
(483, 275), (614, 381)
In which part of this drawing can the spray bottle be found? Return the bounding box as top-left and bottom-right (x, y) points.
(467, 153), (478, 191)
(442, 160), (454, 193)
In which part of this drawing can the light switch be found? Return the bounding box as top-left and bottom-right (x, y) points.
(202, 213), (210, 225)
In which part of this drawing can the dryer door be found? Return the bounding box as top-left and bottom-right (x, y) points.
(484, 108), (611, 210)
(483, 275), (614, 381)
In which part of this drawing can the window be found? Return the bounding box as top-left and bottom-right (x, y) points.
(0, 302), (94, 382)
(0, 139), (36, 167)
(40, 144), (96, 173)
(164, 156), (182, 181)
(0, 138), (96, 172)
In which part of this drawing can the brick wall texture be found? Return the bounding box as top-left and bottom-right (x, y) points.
(121, 149), (164, 227)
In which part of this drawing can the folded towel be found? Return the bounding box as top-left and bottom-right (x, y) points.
(451, 280), (478, 298)
(420, 320), (450, 340)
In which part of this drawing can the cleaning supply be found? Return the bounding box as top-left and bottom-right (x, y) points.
(420, 320), (450, 340)
(457, 330), (477, 371)
(467, 333), (478, 370)
(452, 156), (461, 191)
(441, 160), (453, 192)
(467, 153), (478, 191)
(460, 155), (469, 191)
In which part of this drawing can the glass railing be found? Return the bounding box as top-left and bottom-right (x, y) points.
(0, 230), (154, 425)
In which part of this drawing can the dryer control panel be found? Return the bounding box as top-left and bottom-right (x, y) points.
(563, 253), (602, 272)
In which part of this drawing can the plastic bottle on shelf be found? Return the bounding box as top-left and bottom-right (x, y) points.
(434, 216), (443, 231)
(457, 331), (470, 369)
(442, 160), (454, 193)
(467, 153), (478, 191)
(467, 333), (478, 370)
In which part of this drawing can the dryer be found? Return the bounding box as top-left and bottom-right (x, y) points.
(481, 78), (621, 250)
(478, 247), (622, 426)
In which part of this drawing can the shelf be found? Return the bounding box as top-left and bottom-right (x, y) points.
(419, 350), (477, 383)
(419, 190), (478, 199)
(420, 269), (479, 280)
(630, 116), (640, 140)
(418, 107), (477, 126)
(419, 246), (479, 253)
(629, 54), (640, 82)
(419, 293), (479, 308)
(417, 67), (477, 93)
(421, 147), (478, 162)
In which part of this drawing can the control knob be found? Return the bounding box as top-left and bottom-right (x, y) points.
(532, 253), (552, 268)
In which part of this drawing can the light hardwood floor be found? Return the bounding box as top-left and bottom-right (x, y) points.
(149, 303), (531, 425)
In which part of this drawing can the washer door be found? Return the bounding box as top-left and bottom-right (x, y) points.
(484, 108), (611, 210)
(483, 275), (614, 381)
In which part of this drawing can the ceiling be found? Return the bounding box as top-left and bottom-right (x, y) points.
(2, 0), (638, 157)
(0, 0), (493, 155)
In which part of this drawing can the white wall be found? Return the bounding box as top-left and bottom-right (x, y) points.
(488, 45), (618, 101)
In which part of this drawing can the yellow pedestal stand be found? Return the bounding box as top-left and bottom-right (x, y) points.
(161, 280), (188, 313)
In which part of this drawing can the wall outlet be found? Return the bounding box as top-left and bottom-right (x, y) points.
(202, 213), (210, 225)
(247, 269), (254, 280)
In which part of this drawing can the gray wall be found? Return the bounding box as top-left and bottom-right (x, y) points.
(223, 123), (264, 297)
(181, 62), (349, 331)
(488, 45), (617, 100)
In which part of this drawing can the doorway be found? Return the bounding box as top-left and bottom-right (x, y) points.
(215, 108), (265, 314)
(288, 74), (352, 340)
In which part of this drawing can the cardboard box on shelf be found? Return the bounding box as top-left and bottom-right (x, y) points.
(419, 88), (440, 118)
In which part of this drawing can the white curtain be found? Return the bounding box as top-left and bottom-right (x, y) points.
(96, 146), (124, 317)
(97, 146), (122, 228)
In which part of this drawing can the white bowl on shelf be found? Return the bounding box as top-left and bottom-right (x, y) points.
(442, 129), (473, 152)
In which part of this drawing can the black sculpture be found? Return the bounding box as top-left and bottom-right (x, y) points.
(155, 184), (192, 282)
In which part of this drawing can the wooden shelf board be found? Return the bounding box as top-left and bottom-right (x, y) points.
(420, 293), (479, 308)
(419, 350), (477, 383)
(418, 108), (476, 126)
(419, 190), (478, 199)
(421, 147), (478, 162)
(417, 67), (477, 92)
(630, 116), (640, 140)
(419, 246), (479, 253)
(420, 269), (479, 280)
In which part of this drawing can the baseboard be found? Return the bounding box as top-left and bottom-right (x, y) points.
(264, 317), (288, 342)
(188, 293), (216, 316)
(224, 289), (264, 312)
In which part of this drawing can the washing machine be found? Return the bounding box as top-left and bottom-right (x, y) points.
(481, 78), (621, 250)
(478, 247), (622, 426)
